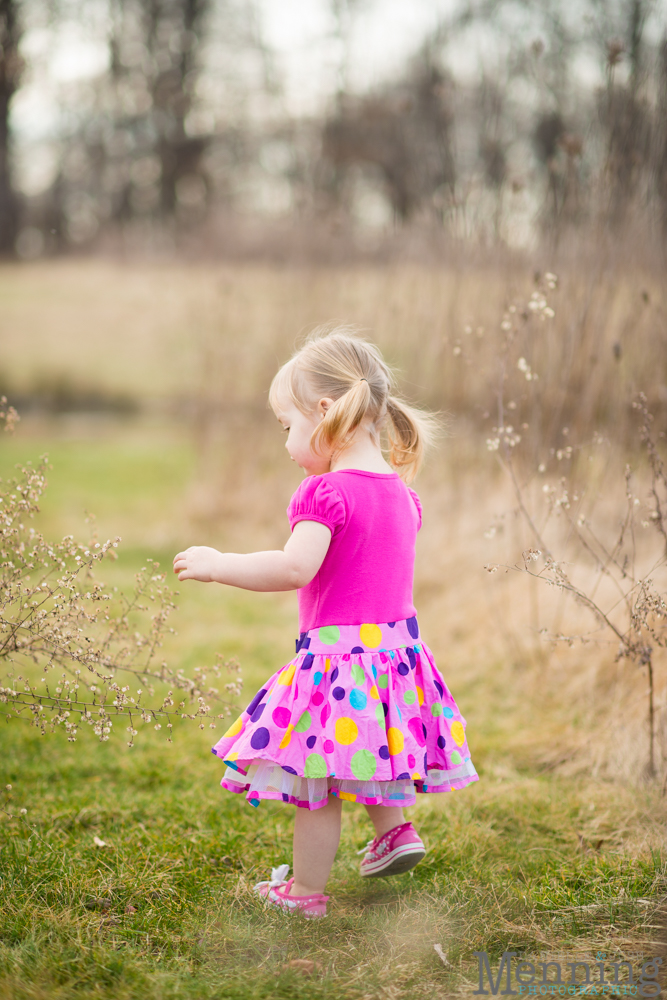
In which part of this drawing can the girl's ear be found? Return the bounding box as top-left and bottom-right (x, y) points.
(317, 397), (335, 418)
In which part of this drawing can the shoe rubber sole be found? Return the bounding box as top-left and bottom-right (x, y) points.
(360, 844), (426, 877)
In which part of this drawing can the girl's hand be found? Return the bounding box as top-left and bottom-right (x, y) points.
(173, 546), (224, 583)
(172, 521), (331, 592)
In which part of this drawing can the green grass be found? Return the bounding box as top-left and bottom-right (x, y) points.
(1, 425), (666, 999)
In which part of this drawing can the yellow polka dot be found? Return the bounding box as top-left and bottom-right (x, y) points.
(223, 716), (243, 738)
(369, 685), (379, 700)
(226, 751), (239, 761)
(412, 772), (421, 780)
(278, 663), (296, 686)
(338, 791), (357, 802)
(325, 658), (331, 672)
(335, 717), (359, 745)
(359, 623), (382, 648)
(279, 724), (294, 749)
(416, 686), (424, 706)
(387, 727), (404, 755)
(451, 720), (465, 747)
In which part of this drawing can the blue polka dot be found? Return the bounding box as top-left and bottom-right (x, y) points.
(282, 765), (298, 774)
(306, 735), (317, 749)
(246, 688), (267, 716)
(372, 665), (378, 679)
(301, 653), (314, 670)
(378, 745), (390, 759)
(397, 662), (409, 676)
(349, 689), (367, 710)
(332, 687), (346, 701)
(434, 680), (444, 697)
(313, 671), (323, 685)
(443, 706), (454, 718)
(250, 727), (270, 750)
(407, 647), (416, 669)
(250, 702), (265, 723)
(330, 667), (339, 683)
(437, 735), (446, 749)
(397, 772), (410, 780)
(351, 646), (364, 654)
(250, 798), (260, 807)
(407, 616), (419, 639)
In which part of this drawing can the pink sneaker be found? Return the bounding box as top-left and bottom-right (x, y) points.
(253, 864), (329, 918)
(357, 822), (426, 877)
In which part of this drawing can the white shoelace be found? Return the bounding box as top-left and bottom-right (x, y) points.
(253, 862), (290, 892)
(356, 840), (375, 856)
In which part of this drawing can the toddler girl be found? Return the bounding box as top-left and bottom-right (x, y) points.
(173, 328), (478, 918)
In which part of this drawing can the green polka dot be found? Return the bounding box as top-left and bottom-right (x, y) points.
(450, 750), (462, 765)
(294, 710), (311, 733)
(304, 752), (327, 778)
(403, 690), (416, 705)
(318, 625), (340, 645)
(350, 749), (377, 781)
(378, 674), (389, 689)
(431, 703), (443, 717)
(351, 663), (365, 686)
(375, 703), (385, 727)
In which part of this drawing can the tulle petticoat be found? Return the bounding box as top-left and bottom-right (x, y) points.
(211, 617), (478, 810)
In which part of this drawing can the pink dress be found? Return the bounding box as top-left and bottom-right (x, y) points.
(211, 470), (478, 809)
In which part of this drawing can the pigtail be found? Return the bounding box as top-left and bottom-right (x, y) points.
(311, 378), (372, 455)
(386, 396), (439, 483)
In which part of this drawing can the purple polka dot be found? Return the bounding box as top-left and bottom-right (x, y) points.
(407, 616), (419, 639)
(246, 688), (267, 716)
(211, 748), (218, 756)
(397, 772), (410, 780)
(434, 679), (444, 698)
(423, 752), (428, 772)
(387, 621), (396, 628)
(407, 647), (416, 669)
(271, 707), (291, 729)
(250, 702), (265, 723)
(312, 691), (324, 706)
(422, 722), (427, 738)
(351, 646), (364, 654)
(320, 704), (331, 726)
(332, 686), (345, 701)
(282, 793), (290, 802)
(397, 662), (409, 676)
(437, 735), (446, 749)
(323, 739), (334, 753)
(408, 717), (426, 747)
(330, 667), (339, 683)
(378, 745), (390, 759)
(295, 632), (308, 653)
(282, 765), (298, 774)
(306, 735), (317, 749)
(250, 727), (270, 750)
(301, 653), (314, 670)
(407, 753), (415, 768)
(382, 702), (389, 717)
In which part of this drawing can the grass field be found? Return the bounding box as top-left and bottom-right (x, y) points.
(1, 261), (667, 999)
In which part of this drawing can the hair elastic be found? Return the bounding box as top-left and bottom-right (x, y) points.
(359, 378), (368, 383)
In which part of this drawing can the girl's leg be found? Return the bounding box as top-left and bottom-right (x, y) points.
(290, 793), (343, 896)
(364, 804), (407, 838)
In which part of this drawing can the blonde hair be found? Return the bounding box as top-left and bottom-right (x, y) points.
(268, 325), (439, 483)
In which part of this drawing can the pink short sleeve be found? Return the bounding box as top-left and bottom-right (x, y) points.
(407, 486), (423, 530)
(287, 476), (346, 535)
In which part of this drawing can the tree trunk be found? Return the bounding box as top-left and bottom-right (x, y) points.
(0, 0), (22, 256)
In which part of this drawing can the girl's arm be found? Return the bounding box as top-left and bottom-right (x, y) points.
(172, 520), (331, 592)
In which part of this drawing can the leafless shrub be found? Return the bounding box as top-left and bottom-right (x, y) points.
(0, 400), (241, 746)
(484, 279), (667, 781)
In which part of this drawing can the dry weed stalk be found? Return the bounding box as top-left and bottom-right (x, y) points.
(485, 282), (667, 781)
(0, 400), (242, 746)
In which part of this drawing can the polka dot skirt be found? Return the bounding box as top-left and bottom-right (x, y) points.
(211, 618), (479, 810)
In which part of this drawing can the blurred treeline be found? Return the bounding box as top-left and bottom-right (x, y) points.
(1, 0), (667, 259)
